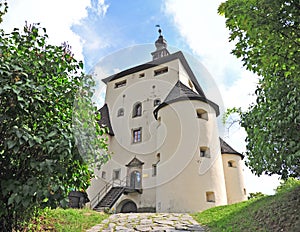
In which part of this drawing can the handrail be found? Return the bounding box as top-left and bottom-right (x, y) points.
(90, 176), (127, 209)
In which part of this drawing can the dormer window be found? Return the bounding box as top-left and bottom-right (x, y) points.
(154, 98), (161, 106)
(115, 80), (126, 88)
(133, 102), (142, 118)
(154, 67), (168, 76)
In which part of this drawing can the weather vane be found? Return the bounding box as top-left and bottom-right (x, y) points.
(155, 24), (162, 36)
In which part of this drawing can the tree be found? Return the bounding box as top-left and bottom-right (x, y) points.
(0, 3), (108, 231)
(219, 0), (300, 179)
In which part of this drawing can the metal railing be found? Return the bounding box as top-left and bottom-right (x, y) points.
(90, 176), (127, 209)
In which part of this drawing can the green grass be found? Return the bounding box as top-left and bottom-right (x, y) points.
(25, 208), (109, 232)
(192, 185), (300, 231)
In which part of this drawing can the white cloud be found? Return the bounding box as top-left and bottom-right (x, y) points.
(90, 0), (109, 17)
(1, 0), (93, 61)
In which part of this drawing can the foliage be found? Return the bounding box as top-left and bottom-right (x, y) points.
(219, 0), (300, 179)
(275, 177), (300, 194)
(247, 192), (266, 200)
(23, 208), (109, 232)
(0, 5), (108, 231)
(193, 185), (300, 231)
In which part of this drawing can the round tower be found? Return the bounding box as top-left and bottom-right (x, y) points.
(220, 138), (247, 204)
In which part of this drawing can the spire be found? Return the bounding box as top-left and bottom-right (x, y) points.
(151, 26), (170, 60)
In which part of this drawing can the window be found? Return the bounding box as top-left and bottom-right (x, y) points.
(152, 153), (160, 177)
(114, 80), (126, 88)
(113, 169), (121, 180)
(243, 188), (247, 195)
(117, 108), (124, 117)
(133, 102), (142, 117)
(228, 160), (237, 168)
(196, 109), (208, 120)
(154, 98), (161, 106)
(154, 67), (168, 76)
(132, 128), (142, 143)
(101, 171), (106, 179)
(200, 147), (210, 158)
(152, 164), (157, 177)
(139, 73), (145, 78)
(206, 192), (215, 202)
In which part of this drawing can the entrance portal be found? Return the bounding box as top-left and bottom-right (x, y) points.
(120, 201), (137, 213)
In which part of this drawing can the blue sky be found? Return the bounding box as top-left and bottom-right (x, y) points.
(1, 0), (281, 194)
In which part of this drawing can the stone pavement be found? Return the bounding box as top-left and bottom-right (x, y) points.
(86, 213), (207, 232)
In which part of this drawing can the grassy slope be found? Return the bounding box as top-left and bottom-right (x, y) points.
(193, 186), (300, 232)
(24, 208), (108, 232)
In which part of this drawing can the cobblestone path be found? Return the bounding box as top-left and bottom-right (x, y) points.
(86, 213), (206, 232)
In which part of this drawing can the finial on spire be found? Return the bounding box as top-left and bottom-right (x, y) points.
(155, 24), (162, 36)
(151, 25), (170, 60)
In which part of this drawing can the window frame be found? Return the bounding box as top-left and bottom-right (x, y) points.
(132, 127), (142, 143)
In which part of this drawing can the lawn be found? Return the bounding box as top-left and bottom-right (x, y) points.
(192, 185), (300, 231)
(24, 208), (108, 232)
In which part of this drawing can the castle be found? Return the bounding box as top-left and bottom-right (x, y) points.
(87, 30), (247, 213)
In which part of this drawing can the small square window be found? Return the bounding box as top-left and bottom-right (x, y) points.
(196, 109), (208, 120)
(132, 128), (142, 143)
(154, 67), (168, 76)
(139, 73), (145, 78)
(200, 147), (210, 158)
(228, 160), (237, 168)
(154, 99), (161, 106)
(113, 169), (121, 180)
(101, 171), (106, 179)
(115, 80), (126, 88)
(206, 191), (215, 202)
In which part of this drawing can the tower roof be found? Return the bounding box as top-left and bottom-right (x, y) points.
(153, 81), (220, 118)
(220, 138), (244, 159)
(97, 104), (114, 136)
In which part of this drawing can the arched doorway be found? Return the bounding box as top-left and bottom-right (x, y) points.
(120, 200), (137, 213)
(130, 170), (141, 189)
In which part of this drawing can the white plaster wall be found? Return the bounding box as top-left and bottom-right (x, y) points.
(155, 100), (227, 212)
(222, 154), (247, 204)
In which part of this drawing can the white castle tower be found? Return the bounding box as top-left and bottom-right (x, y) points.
(87, 29), (247, 213)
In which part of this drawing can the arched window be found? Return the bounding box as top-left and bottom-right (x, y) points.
(133, 102), (142, 118)
(117, 108), (124, 117)
(154, 98), (161, 106)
